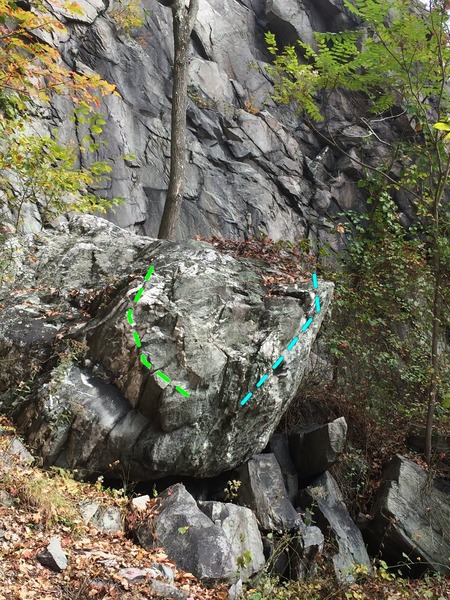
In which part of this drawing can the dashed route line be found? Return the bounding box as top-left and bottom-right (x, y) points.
(126, 266), (190, 397)
(240, 272), (320, 407)
(127, 267), (319, 405)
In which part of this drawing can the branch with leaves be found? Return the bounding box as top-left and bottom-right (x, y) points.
(265, 0), (450, 463)
(0, 0), (124, 229)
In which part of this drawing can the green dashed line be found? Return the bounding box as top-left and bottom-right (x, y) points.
(175, 386), (190, 397)
(128, 266), (189, 398)
(133, 287), (144, 303)
(141, 354), (152, 369)
(145, 266), (154, 281)
(156, 371), (171, 383)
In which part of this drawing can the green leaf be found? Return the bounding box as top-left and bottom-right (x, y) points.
(178, 526), (189, 535)
(442, 393), (450, 409)
(433, 122), (450, 131)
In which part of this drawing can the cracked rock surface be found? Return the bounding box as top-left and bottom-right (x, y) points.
(14, 0), (393, 259)
(0, 215), (333, 479)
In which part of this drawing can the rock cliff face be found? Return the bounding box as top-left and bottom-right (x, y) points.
(33, 0), (406, 254)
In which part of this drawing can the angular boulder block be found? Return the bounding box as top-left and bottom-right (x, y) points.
(133, 483), (235, 582)
(367, 455), (450, 574)
(236, 454), (303, 532)
(299, 471), (371, 583)
(269, 432), (298, 504)
(289, 417), (347, 480)
(198, 501), (265, 581)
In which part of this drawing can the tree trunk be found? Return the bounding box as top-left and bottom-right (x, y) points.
(425, 251), (442, 464)
(158, 0), (199, 240)
(424, 152), (450, 463)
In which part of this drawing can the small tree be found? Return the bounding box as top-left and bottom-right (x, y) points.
(0, 116), (122, 227)
(157, 0), (199, 240)
(0, 0), (120, 227)
(109, 0), (145, 36)
(265, 0), (450, 462)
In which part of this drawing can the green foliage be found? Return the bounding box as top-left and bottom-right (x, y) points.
(265, 31), (324, 122)
(242, 564), (450, 599)
(236, 549), (253, 570)
(177, 525), (189, 535)
(0, 0), (123, 229)
(109, 0), (145, 35)
(335, 444), (369, 513)
(433, 121), (450, 140)
(267, 0), (450, 438)
(0, 0), (116, 104)
(223, 478), (241, 502)
(266, 0), (450, 124)
(0, 116), (123, 227)
(324, 191), (450, 421)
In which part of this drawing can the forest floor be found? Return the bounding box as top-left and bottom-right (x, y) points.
(0, 410), (449, 600)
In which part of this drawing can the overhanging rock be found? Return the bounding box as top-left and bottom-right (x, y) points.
(0, 215), (333, 479)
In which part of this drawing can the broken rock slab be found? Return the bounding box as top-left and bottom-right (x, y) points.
(117, 568), (186, 599)
(79, 500), (123, 533)
(289, 417), (347, 480)
(198, 501), (265, 581)
(298, 471), (371, 583)
(269, 432), (298, 504)
(236, 453), (303, 532)
(132, 495), (151, 511)
(36, 536), (68, 572)
(295, 525), (324, 580)
(133, 483), (235, 582)
(149, 580), (187, 600)
(367, 455), (450, 574)
(0, 428), (34, 468)
(262, 525), (324, 581)
(0, 489), (14, 508)
(117, 564), (174, 583)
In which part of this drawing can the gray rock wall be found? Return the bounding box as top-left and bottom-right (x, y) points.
(21, 0), (403, 256)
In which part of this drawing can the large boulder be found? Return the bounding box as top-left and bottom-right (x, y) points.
(298, 471), (372, 582)
(367, 455), (450, 574)
(0, 215), (333, 479)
